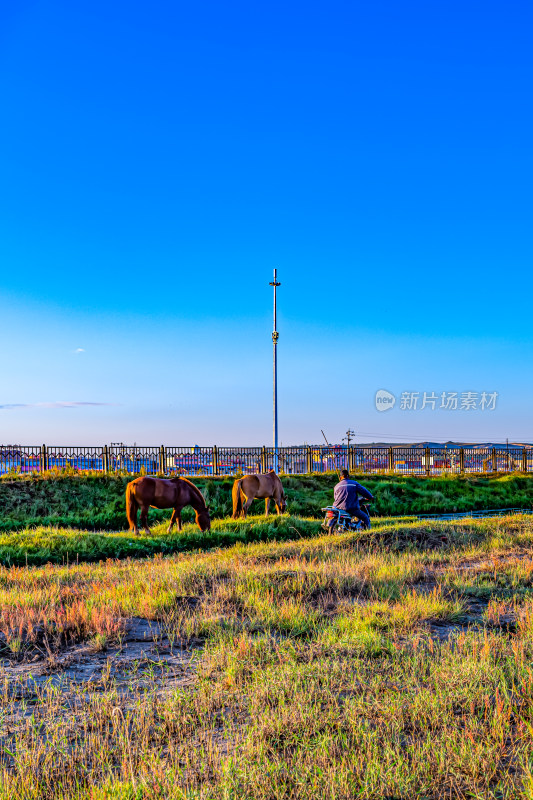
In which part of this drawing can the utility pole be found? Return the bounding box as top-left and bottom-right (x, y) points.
(343, 429), (356, 449)
(343, 429), (356, 471)
(269, 269), (281, 472)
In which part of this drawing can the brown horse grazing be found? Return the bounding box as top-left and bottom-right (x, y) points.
(232, 470), (287, 519)
(126, 476), (211, 535)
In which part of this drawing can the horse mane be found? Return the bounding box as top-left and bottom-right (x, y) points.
(173, 476), (208, 509)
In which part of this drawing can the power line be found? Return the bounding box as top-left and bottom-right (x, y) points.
(350, 431), (532, 444)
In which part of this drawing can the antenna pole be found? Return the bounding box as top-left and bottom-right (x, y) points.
(269, 269), (281, 472)
(321, 429), (341, 480)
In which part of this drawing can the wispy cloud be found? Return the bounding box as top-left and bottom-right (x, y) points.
(73, 348), (85, 354)
(0, 402), (117, 410)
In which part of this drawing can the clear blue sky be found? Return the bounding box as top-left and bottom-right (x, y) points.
(0, 0), (531, 445)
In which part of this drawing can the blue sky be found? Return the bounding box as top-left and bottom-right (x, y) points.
(0, 0), (531, 445)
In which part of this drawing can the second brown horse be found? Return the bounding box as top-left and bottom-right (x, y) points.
(126, 476), (211, 535)
(232, 470), (287, 518)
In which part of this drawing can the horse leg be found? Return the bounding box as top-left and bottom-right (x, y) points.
(168, 507), (182, 533)
(265, 497), (270, 516)
(140, 503), (151, 535)
(168, 508), (179, 533)
(242, 494), (254, 518)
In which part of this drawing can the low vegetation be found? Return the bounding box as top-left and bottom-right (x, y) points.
(0, 515), (323, 567)
(0, 471), (532, 531)
(0, 511), (527, 569)
(1, 514), (533, 797)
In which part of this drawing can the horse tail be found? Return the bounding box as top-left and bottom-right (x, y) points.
(125, 482), (139, 530)
(232, 479), (243, 519)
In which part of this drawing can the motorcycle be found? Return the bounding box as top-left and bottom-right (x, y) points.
(321, 501), (372, 534)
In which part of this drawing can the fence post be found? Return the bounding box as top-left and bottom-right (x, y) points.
(306, 446), (312, 474)
(348, 446), (355, 472)
(286, 447), (293, 474)
(260, 446), (266, 473)
(157, 445), (165, 475)
(459, 448), (465, 474)
(388, 447), (393, 473)
(492, 448), (497, 473)
(212, 445), (218, 477)
(425, 447), (431, 476)
(102, 445), (109, 473)
(40, 443), (47, 473)
(522, 448), (528, 473)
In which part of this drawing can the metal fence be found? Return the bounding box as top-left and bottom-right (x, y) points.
(0, 444), (531, 477)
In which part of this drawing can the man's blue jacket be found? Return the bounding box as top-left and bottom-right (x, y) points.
(333, 478), (373, 511)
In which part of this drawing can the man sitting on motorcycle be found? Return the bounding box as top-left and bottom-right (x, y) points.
(332, 469), (374, 530)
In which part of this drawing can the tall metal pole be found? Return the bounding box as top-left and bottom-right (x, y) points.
(269, 269), (281, 471)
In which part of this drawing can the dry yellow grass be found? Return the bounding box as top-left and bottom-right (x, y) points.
(2, 515), (533, 798)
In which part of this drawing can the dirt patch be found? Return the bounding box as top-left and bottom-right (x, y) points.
(0, 616), (202, 727)
(434, 548), (533, 575)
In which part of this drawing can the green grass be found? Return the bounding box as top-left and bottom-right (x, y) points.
(2, 511), (532, 568)
(0, 515), (323, 567)
(0, 471), (532, 532)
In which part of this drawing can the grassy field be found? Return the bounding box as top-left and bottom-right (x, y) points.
(0, 513), (473, 568)
(0, 514), (504, 567)
(0, 516), (325, 567)
(0, 471), (532, 531)
(2, 514), (533, 798)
